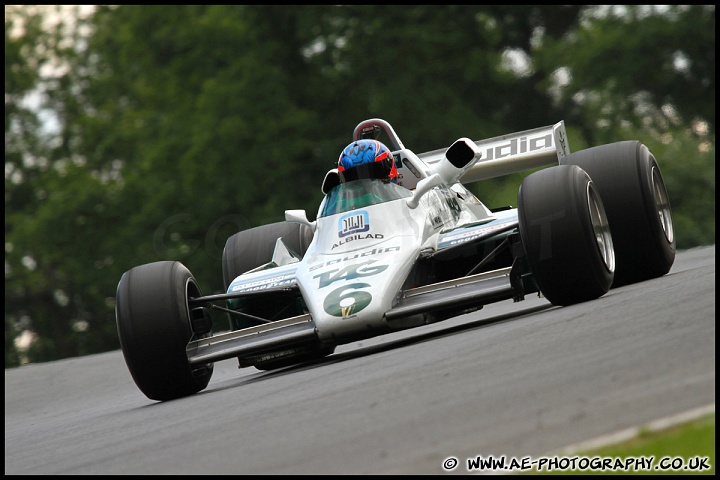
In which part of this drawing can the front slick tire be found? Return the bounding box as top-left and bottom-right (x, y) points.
(518, 165), (615, 306)
(116, 261), (213, 401)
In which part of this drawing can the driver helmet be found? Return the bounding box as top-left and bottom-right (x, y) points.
(337, 139), (398, 183)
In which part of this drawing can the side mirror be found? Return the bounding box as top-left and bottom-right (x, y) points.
(285, 209), (317, 232)
(406, 173), (443, 209)
(432, 138), (482, 185)
(321, 169), (340, 195)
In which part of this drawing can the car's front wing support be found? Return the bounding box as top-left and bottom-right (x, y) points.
(186, 314), (317, 365)
(385, 266), (516, 321)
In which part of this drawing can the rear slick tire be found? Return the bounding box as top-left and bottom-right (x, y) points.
(222, 221), (313, 289)
(518, 165), (615, 306)
(561, 141), (675, 287)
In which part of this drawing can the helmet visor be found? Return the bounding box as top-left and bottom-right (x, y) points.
(339, 158), (393, 183)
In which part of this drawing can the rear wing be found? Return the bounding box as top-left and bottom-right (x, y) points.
(352, 119), (571, 188)
(418, 121), (570, 184)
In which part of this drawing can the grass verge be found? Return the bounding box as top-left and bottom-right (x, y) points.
(525, 413), (715, 475)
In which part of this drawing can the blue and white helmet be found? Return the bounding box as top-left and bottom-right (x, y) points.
(337, 139), (398, 183)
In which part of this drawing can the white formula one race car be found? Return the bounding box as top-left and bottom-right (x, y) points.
(115, 118), (675, 401)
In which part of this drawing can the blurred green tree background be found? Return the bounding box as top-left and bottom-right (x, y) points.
(5, 5), (714, 366)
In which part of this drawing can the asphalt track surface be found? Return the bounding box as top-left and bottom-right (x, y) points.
(5, 245), (715, 475)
